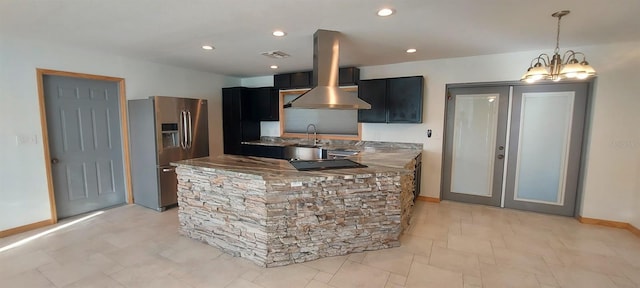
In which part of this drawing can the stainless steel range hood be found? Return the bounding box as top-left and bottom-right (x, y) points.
(284, 30), (371, 110)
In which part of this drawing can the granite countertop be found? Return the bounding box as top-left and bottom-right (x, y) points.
(173, 143), (421, 181)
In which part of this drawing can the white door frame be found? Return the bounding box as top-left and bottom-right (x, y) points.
(37, 68), (133, 223)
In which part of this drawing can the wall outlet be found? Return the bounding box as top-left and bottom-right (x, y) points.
(15, 134), (38, 145)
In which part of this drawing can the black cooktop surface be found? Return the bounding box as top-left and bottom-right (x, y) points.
(289, 159), (367, 171)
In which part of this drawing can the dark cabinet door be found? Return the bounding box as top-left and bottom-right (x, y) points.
(241, 144), (284, 159)
(387, 76), (424, 123)
(222, 88), (241, 155)
(274, 74), (290, 89)
(358, 79), (387, 123)
(222, 87), (260, 155)
(339, 67), (360, 86)
(289, 71), (312, 88)
(253, 87), (279, 121)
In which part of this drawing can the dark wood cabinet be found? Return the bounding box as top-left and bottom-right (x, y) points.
(275, 71), (312, 89)
(241, 144), (284, 159)
(357, 76), (424, 123)
(222, 87), (260, 155)
(274, 67), (359, 89)
(290, 72), (312, 89)
(273, 74), (290, 90)
(388, 76), (424, 123)
(357, 79), (387, 123)
(250, 87), (279, 121)
(339, 67), (360, 86)
(413, 153), (422, 202)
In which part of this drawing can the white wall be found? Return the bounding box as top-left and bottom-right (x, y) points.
(0, 35), (239, 231)
(251, 41), (640, 224)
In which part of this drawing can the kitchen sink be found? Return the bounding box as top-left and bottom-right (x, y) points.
(283, 145), (325, 160)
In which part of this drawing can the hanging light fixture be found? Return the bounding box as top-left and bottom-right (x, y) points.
(521, 10), (596, 83)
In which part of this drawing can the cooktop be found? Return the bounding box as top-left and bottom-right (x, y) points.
(289, 159), (367, 171)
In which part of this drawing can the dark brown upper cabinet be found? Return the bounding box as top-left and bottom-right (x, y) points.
(357, 76), (424, 123)
(274, 67), (360, 89)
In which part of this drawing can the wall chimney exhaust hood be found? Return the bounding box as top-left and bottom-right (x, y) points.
(284, 30), (371, 110)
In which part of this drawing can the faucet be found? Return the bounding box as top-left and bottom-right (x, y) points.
(306, 124), (317, 145)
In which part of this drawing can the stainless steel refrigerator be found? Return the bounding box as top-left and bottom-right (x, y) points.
(128, 96), (209, 211)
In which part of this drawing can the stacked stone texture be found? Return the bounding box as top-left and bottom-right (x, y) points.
(176, 165), (415, 267)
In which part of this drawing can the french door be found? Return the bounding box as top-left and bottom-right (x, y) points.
(442, 82), (589, 216)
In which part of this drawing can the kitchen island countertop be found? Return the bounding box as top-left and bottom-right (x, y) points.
(172, 141), (421, 267)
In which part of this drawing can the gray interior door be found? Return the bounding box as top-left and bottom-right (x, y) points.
(504, 83), (588, 216)
(44, 75), (126, 219)
(442, 86), (510, 206)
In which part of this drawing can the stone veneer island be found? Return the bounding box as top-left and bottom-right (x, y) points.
(173, 141), (421, 267)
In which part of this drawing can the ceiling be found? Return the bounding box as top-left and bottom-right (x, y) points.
(2, 0), (639, 77)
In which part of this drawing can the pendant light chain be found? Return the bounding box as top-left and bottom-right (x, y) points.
(554, 14), (562, 55)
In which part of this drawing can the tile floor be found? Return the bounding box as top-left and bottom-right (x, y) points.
(1, 201), (639, 288)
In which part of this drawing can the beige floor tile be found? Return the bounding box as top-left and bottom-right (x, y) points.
(405, 261), (463, 288)
(406, 221), (452, 241)
(253, 263), (318, 288)
(535, 274), (559, 287)
(225, 278), (265, 288)
(302, 255), (348, 274)
(0, 249), (55, 278)
(447, 233), (494, 257)
(551, 265), (618, 288)
(38, 252), (123, 287)
(159, 238), (223, 265)
(493, 247), (552, 275)
(1, 269), (55, 288)
(107, 257), (182, 287)
(306, 280), (336, 288)
(552, 247), (628, 277)
(175, 256), (259, 288)
(362, 248), (414, 276)
(398, 233), (433, 257)
(463, 274), (482, 286)
(480, 262), (540, 288)
(460, 221), (512, 241)
(428, 246), (480, 277)
(2, 203), (639, 288)
(608, 275), (637, 288)
(346, 251), (366, 263)
(387, 272), (407, 286)
(502, 234), (560, 259)
(558, 237), (618, 256)
(620, 264), (640, 286)
(313, 271), (334, 283)
(63, 273), (126, 288)
(240, 270), (263, 282)
(329, 260), (390, 288)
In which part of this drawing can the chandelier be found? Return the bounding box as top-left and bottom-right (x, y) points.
(521, 10), (596, 83)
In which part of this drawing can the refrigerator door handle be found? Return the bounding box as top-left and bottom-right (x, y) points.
(180, 110), (187, 149)
(187, 111), (193, 149)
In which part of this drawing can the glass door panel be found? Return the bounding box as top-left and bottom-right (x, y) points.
(505, 83), (588, 216)
(451, 94), (500, 197)
(442, 86), (509, 206)
(513, 92), (574, 205)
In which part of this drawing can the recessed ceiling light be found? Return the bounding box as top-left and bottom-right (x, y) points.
(272, 30), (287, 37)
(406, 48), (417, 53)
(202, 45), (214, 50)
(377, 8), (395, 17)
(270, 65), (278, 69)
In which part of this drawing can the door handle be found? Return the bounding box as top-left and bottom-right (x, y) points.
(180, 111), (187, 149)
(186, 111), (193, 149)
(162, 167), (175, 172)
(51, 158), (59, 164)
(497, 154), (504, 160)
